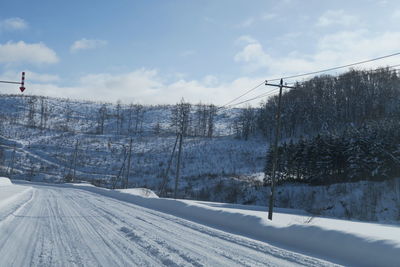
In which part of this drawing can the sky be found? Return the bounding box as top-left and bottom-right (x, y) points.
(1, 0), (400, 106)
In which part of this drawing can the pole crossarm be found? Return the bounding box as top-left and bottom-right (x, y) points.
(265, 80), (296, 89)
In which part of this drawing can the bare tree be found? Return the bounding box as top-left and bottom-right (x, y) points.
(39, 97), (48, 130)
(207, 104), (217, 138)
(134, 104), (144, 135)
(27, 96), (37, 128)
(115, 100), (123, 135)
(97, 104), (108, 134)
(171, 100), (191, 136)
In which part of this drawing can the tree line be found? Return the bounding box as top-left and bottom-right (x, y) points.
(2, 95), (219, 139)
(258, 67), (400, 140)
(260, 68), (400, 185)
(264, 120), (400, 185)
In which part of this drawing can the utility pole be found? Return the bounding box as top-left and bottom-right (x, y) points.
(174, 133), (184, 199)
(1, 72), (26, 177)
(159, 134), (179, 196)
(113, 147), (128, 189)
(9, 144), (16, 178)
(125, 138), (133, 189)
(72, 140), (79, 181)
(265, 79), (294, 220)
(174, 100), (188, 199)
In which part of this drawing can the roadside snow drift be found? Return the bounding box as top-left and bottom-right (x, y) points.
(0, 178), (33, 220)
(67, 183), (400, 267)
(116, 188), (159, 198)
(0, 177), (12, 186)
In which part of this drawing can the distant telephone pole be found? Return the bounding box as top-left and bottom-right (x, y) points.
(265, 79), (294, 220)
(174, 132), (183, 199)
(72, 140), (79, 181)
(125, 138), (133, 189)
(9, 144), (16, 178)
(173, 100), (189, 199)
(159, 134), (179, 196)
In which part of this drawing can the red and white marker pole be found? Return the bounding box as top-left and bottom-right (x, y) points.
(20, 72), (25, 92)
(0, 72), (26, 92)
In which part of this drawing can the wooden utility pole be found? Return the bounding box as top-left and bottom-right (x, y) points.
(173, 100), (189, 199)
(174, 133), (183, 199)
(265, 79), (294, 220)
(72, 140), (79, 181)
(159, 134), (179, 196)
(112, 147), (128, 189)
(9, 144), (16, 178)
(125, 138), (133, 189)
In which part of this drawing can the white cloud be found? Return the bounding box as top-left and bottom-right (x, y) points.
(315, 30), (400, 68)
(0, 70), (59, 83)
(0, 41), (58, 65)
(317, 10), (359, 27)
(234, 30), (400, 78)
(0, 17), (28, 31)
(0, 68), (266, 106)
(202, 75), (218, 86)
(70, 38), (108, 53)
(26, 72), (60, 82)
(3, 30), (399, 107)
(234, 37), (271, 72)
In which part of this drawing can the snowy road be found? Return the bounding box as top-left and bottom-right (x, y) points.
(0, 184), (337, 266)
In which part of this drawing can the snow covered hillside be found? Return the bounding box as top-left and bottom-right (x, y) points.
(0, 94), (399, 223)
(0, 94), (265, 197)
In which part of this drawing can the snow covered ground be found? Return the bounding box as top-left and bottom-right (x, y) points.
(0, 179), (399, 266)
(1, 95), (398, 224)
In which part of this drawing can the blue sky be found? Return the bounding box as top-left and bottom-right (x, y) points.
(1, 0), (400, 105)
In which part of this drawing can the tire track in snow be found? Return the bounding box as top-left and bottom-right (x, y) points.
(68, 188), (338, 267)
(0, 184), (340, 266)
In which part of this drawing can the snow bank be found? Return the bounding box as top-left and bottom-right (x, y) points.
(0, 179), (33, 214)
(65, 183), (399, 267)
(116, 188), (159, 198)
(70, 182), (95, 187)
(0, 177), (12, 186)
(13, 180), (396, 266)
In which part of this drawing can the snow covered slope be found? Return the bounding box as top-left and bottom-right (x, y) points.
(0, 95), (399, 224)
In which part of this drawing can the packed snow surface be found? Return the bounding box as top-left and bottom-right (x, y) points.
(1, 180), (399, 266)
(0, 177), (12, 186)
(0, 177), (32, 212)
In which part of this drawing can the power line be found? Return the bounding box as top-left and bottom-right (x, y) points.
(220, 81), (264, 108)
(222, 63), (400, 109)
(268, 52), (400, 82)
(220, 52), (400, 108)
(226, 88), (281, 108)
